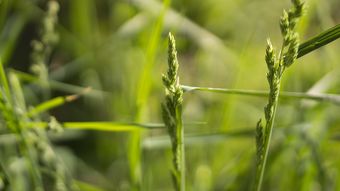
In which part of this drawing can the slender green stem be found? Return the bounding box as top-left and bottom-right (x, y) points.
(182, 85), (340, 105)
(255, 83), (281, 191)
(11, 69), (110, 98)
(27, 121), (206, 132)
(176, 104), (185, 191)
(128, 1), (170, 189)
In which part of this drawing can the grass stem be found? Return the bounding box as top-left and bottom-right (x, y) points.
(181, 85), (340, 105)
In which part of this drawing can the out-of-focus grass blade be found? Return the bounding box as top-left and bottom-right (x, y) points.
(26, 91), (88, 117)
(12, 69), (110, 98)
(136, 0), (169, 109)
(0, 15), (26, 65)
(0, 59), (12, 103)
(26, 86), (91, 117)
(298, 24), (340, 58)
(182, 85), (340, 105)
(9, 71), (29, 112)
(69, 0), (96, 54)
(0, 0), (12, 29)
(73, 180), (106, 191)
(29, 121), (164, 131)
(142, 129), (254, 149)
(28, 121), (205, 132)
(129, 0), (170, 188)
(63, 122), (163, 131)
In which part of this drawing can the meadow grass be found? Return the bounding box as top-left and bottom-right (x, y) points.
(162, 33), (185, 191)
(0, 0), (339, 190)
(254, 1), (305, 190)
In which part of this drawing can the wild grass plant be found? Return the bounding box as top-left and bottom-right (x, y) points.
(0, 1), (74, 190)
(0, 0), (339, 190)
(162, 33), (184, 191)
(254, 1), (305, 190)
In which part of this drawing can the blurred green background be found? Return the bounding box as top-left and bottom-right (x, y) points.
(1, 0), (340, 190)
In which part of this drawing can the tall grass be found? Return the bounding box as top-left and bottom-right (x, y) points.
(128, 0), (170, 189)
(0, 0), (339, 190)
(255, 1), (304, 190)
(162, 33), (185, 191)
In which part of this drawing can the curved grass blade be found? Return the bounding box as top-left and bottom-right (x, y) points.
(26, 89), (90, 117)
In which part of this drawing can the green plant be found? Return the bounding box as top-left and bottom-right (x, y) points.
(1, 0), (340, 190)
(0, 60), (73, 191)
(162, 33), (185, 191)
(0, 1), (74, 190)
(128, 1), (169, 189)
(254, 0), (304, 190)
(30, 0), (59, 100)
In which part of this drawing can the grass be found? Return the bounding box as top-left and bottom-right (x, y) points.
(254, 1), (304, 190)
(182, 85), (340, 105)
(128, 0), (170, 189)
(162, 33), (185, 191)
(0, 0), (340, 190)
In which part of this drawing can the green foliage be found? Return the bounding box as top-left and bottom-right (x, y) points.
(0, 0), (339, 190)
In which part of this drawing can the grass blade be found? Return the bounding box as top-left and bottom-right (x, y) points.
(11, 69), (110, 98)
(29, 121), (164, 132)
(129, 0), (170, 189)
(63, 122), (158, 131)
(73, 180), (106, 191)
(143, 129), (253, 149)
(0, 15), (26, 65)
(26, 89), (89, 118)
(0, 59), (12, 103)
(298, 24), (340, 58)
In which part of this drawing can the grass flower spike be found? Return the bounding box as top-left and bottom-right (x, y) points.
(255, 1), (305, 191)
(162, 33), (185, 191)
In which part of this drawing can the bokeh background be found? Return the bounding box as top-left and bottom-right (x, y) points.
(1, 0), (340, 190)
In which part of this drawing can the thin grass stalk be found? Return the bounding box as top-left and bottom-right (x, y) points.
(181, 85), (340, 105)
(128, 1), (170, 189)
(11, 69), (109, 98)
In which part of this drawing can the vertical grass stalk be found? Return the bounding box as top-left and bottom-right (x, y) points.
(255, 1), (304, 190)
(128, 1), (169, 189)
(162, 33), (185, 191)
